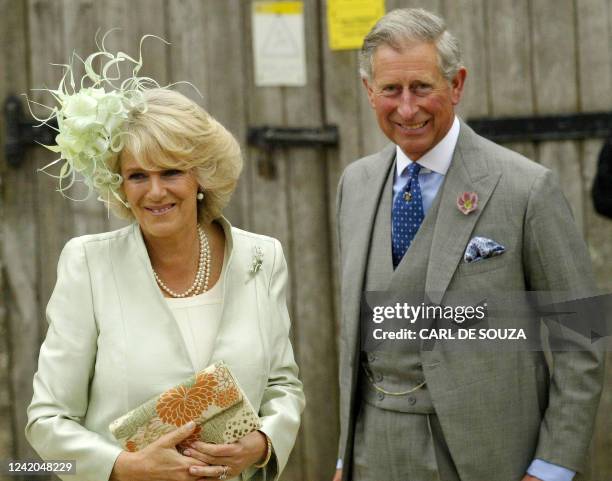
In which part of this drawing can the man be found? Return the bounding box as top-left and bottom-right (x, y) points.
(334, 8), (604, 481)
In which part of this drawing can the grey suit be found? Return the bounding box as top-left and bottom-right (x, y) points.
(336, 122), (604, 481)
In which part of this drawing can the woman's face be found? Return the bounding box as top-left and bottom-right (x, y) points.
(120, 153), (200, 240)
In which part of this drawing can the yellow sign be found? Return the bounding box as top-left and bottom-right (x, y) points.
(327, 0), (385, 51)
(254, 1), (303, 15)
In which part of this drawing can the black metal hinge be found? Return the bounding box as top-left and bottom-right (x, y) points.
(247, 125), (339, 178)
(4, 95), (57, 168)
(467, 111), (612, 143)
(247, 125), (339, 149)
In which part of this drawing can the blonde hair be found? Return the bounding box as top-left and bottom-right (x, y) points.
(100, 89), (243, 224)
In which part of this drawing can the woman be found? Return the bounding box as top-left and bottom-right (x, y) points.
(26, 87), (305, 481)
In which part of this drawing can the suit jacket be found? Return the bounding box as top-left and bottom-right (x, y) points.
(336, 121), (605, 481)
(26, 218), (305, 481)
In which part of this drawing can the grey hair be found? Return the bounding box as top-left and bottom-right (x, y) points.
(359, 8), (463, 82)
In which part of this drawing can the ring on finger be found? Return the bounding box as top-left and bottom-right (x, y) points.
(218, 465), (229, 480)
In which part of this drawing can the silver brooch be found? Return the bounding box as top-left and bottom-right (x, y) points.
(249, 246), (264, 275)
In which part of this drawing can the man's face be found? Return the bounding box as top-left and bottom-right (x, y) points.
(363, 42), (466, 160)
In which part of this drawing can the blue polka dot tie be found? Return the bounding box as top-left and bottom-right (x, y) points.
(392, 162), (424, 268)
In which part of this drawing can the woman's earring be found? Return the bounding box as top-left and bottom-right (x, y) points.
(197, 192), (204, 201)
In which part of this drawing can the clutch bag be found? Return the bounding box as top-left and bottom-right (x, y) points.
(109, 361), (262, 451)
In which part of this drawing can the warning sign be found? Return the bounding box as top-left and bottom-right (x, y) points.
(252, 1), (307, 86)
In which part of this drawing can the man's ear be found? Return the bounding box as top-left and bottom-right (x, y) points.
(362, 77), (377, 109)
(450, 67), (467, 105)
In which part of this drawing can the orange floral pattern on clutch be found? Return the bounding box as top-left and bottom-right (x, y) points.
(109, 361), (261, 451)
(156, 373), (219, 426)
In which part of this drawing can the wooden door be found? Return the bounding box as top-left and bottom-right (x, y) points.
(1, 1), (611, 480)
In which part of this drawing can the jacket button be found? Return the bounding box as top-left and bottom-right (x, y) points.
(408, 395), (417, 405)
(374, 372), (383, 382)
(377, 392), (385, 401)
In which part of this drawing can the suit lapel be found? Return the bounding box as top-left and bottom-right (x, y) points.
(425, 122), (502, 305)
(110, 226), (195, 397)
(344, 145), (395, 352)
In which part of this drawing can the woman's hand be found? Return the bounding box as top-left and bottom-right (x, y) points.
(110, 422), (207, 481)
(183, 430), (268, 479)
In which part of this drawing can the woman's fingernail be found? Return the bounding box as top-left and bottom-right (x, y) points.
(189, 466), (199, 474)
(183, 449), (191, 456)
(185, 421), (195, 429)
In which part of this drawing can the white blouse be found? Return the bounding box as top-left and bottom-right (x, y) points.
(165, 245), (227, 371)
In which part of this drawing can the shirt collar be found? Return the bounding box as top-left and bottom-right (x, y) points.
(395, 116), (460, 176)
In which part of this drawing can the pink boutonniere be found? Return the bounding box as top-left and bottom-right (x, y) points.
(457, 191), (478, 215)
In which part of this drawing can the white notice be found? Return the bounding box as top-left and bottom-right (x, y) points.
(252, 1), (307, 87)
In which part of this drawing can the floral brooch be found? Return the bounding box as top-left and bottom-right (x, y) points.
(249, 246), (264, 275)
(457, 191), (478, 215)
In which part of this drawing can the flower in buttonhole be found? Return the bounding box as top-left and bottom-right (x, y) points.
(456, 191), (478, 215)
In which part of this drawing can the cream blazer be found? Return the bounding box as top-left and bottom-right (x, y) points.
(26, 218), (305, 481)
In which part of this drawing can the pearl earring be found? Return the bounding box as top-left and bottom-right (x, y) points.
(197, 192), (204, 201)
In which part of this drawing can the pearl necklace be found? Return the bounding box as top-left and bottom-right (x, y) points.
(153, 224), (211, 298)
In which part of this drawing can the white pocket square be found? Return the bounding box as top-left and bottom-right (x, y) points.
(464, 236), (505, 263)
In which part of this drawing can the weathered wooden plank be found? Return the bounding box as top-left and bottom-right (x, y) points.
(485, 0), (536, 163)
(443, 0), (488, 119)
(200, 0), (250, 229)
(0, 315), (11, 461)
(240, 1), (302, 479)
(0, 0), (41, 463)
(166, 0), (210, 105)
(320, 0), (362, 349)
(485, 0), (532, 116)
(575, 2), (612, 479)
(531, 0), (583, 231)
(0, 0), (32, 462)
(576, 0), (612, 291)
(241, 9), (291, 246)
(387, 0), (442, 14)
(283, 1), (339, 479)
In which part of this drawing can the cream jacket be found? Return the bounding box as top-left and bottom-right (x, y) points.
(26, 219), (305, 481)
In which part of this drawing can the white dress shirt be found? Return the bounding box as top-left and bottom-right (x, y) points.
(166, 244), (228, 371)
(393, 115), (459, 213)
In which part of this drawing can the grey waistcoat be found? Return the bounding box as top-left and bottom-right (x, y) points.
(360, 162), (442, 413)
